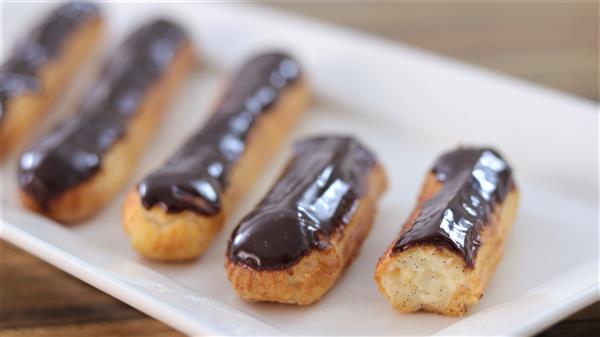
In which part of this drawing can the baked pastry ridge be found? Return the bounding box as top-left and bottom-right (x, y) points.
(226, 135), (387, 304)
(1, 2), (103, 158)
(375, 147), (518, 316)
(123, 52), (310, 261)
(18, 19), (194, 222)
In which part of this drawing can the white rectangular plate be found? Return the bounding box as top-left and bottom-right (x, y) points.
(1, 3), (598, 336)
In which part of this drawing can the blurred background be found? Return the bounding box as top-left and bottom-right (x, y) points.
(1, 2), (598, 337)
(271, 2), (598, 102)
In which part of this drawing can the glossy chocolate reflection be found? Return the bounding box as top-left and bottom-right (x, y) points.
(228, 136), (376, 270)
(18, 20), (187, 209)
(392, 148), (514, 267)
(0, 2), (100, 121)
(138, 52), (300, 215)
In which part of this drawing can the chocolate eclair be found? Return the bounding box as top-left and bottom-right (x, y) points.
(375, 147), (519, 316)
(1, 2), (103, 158)
(123, 52), (310, 261)
(226, 136), (387, 305)
(18, 19), (195, 222)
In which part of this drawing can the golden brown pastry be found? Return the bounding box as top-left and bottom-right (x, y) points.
(226, 136), (387, 305)
(18, 19), (195, 223)
(375, 147), (519, 316)
(1, 2), (104, 159)
(123, 52), (310, 261)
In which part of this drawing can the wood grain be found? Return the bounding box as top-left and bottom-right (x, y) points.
(1, 2), (598, 336)
(0, 241), (185, 337)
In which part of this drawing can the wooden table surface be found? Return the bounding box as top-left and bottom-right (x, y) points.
(1, 2), (598, 336)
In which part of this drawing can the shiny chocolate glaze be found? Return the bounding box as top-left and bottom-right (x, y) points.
(228, 136), (376, 270)
(138, 52), (300, 215)
(18, 20), (187, 210)
(391, 147), (514, 267)
(1, 2), (100, 121)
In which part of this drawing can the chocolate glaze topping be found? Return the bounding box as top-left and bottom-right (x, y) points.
(391, 148), (514, 267)
(18, 20), (187, 209)
(138, 52), (300, 215)
(1, 2), (100, 121)
(228, 136), (376, 270)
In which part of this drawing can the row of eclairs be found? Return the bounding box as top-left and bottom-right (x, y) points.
(0, 2), (519, 316)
